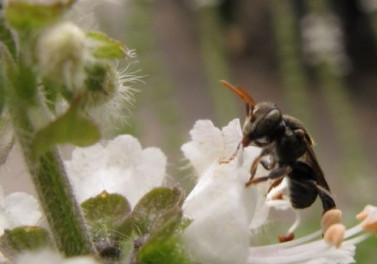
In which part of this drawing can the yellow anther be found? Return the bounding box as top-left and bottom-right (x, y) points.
(321, 209), (342, 232)
(324, 223), (346, 248)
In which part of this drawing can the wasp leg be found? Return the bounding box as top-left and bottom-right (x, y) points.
(311, 181), (336, 213)
(267, 177), (285, 194)
(248, 143), (276, 181)
(260, 158), (277, 170)
(219, 142), (242, 164)
(245, 166), (291, 187)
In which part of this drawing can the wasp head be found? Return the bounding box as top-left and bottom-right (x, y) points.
(243, 102), (282, 141)
(221, 81), (282, 147)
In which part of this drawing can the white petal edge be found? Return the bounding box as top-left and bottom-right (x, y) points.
(3, 192), (42, 230)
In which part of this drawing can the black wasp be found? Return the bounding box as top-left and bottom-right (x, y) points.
(221, 81), (336, 221)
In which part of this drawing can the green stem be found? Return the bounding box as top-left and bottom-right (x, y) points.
(2, 48), (95, 256)
(31, 150), (95, 256)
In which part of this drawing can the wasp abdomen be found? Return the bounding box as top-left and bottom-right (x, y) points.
(288, 162), (318, 209)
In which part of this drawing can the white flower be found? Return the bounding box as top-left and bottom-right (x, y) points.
(181, 119), (376, 264)
(181, 119), (265, 264)
(181, 119), (246, 176)
(247, 205), (377, 264)
(64, 134), (167, 207)
(0, 186), (42, 235)
(15, 250), (101, 264)
(247, 230), (355, 264)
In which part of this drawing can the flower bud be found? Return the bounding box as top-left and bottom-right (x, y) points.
(83, 63), (117, 107)
(38, 22), (86, 94)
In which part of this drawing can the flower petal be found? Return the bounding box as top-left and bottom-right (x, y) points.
(221, 118), (243, 155)
(3, 192), (42, 230)
(65, 135), (166, 207)
(182, 163), (253, 264)
(105, 135), (142, 168)
(182, 145), (261, 264)
(181, 119), (223, 176)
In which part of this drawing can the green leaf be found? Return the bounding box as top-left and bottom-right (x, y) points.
(5, 0), (76, 31)
(82, 191), (131, 224)
(0, 59), (6, 116)
(81, 193), (135, 263)
(114, 187), (192, 264)
(41, 78), (59, 113)
(137, 212), (193, 264)
(13, 62), (37, 102)
(81, 192), (131, 263)
(132, 187), (185, 235)
(0, 116), (14, 165)
(87, 31), (133, 59)
(0, 226), (51, 256)
(115, 216), (138, 263)
(32, 103), (100, 157)
(0, 15), (17, 58)
(0, 42), (17, 111)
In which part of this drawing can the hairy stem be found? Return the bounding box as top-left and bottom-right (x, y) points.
(3, 50), (95, 256)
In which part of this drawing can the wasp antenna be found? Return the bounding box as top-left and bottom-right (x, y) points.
(220, 80), (256, 117)
(220, 80), (256, 107)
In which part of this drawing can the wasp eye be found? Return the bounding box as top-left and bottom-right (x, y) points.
(242, 118), (253, 136)
(251, 107), (282, 138)
(261, 109), (281, 130)
(265, 109), (281, 124)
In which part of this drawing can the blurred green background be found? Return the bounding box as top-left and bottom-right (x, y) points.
(2, 0), (377, 262)
(96, 0), (377, 261)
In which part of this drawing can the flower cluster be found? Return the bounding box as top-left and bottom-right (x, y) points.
(180, 119), (377, 264)
(0, 0), (376, 263)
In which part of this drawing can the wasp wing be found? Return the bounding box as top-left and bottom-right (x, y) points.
(283, 115), (329, 189)
(302, 139), (331, 192)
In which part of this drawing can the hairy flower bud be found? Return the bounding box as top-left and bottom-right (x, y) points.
(83, 63), (117, 107)
(38, 22), (86, 94)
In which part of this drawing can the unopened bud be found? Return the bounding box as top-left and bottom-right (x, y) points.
(38, 22), (86, 92)
(83, 63), (117, 107)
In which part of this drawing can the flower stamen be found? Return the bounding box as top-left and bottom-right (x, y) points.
(358, 205), (377, 237)
(324, 223), (346, 248)
(321, 208), (342, 232)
